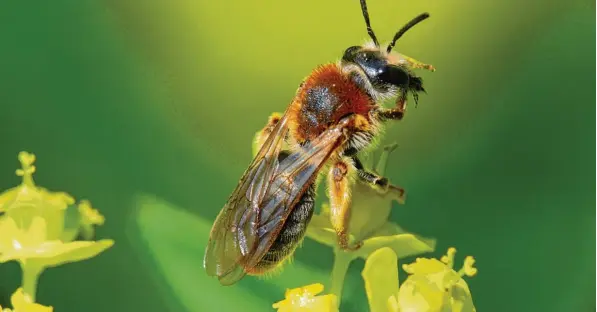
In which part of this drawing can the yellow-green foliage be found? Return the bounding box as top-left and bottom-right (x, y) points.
(0, 152), (114, 311)
(269, 144), (478, 312)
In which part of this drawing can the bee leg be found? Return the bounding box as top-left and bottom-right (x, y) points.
(352, 156), (405, 201)
(252, 112), (284, 156)
(328, 159), (362, 251)
(375, 90), (408, 121)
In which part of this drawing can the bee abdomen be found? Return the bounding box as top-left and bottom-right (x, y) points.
(255, 183), (316, 271)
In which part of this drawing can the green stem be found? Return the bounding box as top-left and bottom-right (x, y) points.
(329, 249), (355, 305)
(20, 261), (43, 302)
(375, 143), (398, 175)
(22, 173), (35, 187)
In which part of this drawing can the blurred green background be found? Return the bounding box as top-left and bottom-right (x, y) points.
(0, 0), (595, 311)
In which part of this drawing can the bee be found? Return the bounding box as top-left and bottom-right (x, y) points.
(204, 0), (435, 285)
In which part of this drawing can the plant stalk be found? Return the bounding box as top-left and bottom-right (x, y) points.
(20, 261), (43, 302)
(329, 249), (355, 305)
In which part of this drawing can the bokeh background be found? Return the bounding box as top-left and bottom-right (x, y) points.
(0, 0), (595, 311)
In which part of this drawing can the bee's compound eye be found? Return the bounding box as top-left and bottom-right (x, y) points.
(342, 46), (362, 63)
(377, 65), (410, 87)
(344, 46), (361, 55)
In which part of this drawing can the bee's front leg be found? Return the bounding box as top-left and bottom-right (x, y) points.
(327, 158), (362, 251)
(374, 90), (408, 121)
(351, 155), (405, 201)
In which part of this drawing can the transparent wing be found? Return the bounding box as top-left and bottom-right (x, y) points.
(204, 113), (355, 285)
(245, 120), (352, 268)
(204, 113), (290, 285)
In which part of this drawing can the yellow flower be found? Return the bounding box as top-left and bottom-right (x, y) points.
(273, 283), (338, 312)
(0, 215), (114, 267)
(306, 143), (436, 258)
(362, 247), (478, 312)
(0, 152), (74, 241)
(0, 288), (53, 312)
(0, 215), (113, 301)
(397, 248), (478, 312)
(0, 151), (115, 304)
(304, 143), (436, 302)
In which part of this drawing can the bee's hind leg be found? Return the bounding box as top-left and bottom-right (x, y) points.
(252, 112), (284, 156)
(327, 159), (362, 251)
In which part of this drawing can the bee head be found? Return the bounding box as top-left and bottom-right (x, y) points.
(341, 46), (410, 92)
(343, 0), (430, 101)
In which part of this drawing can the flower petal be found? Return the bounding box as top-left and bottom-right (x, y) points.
(0, 217), (20, 253)
(398, 249), (478, 312)
(449, 279), (476, 312)
(0, 238), (113, 265)
(361, 247), (399, 312)
(354, 233), (436, 260)
(60, 204), (82, 242)
(273, 283), (338, 312)
(26, 216), (48, 246)
(397, 275), (448, 312)
(372, 221), (409, 237)
(37, 239), (114, 268)
(0, 187), (19, 212)
(387, 294), (400, 312)
(10, 288), (53, 312)
(2, 185), (43, 215)
(349, 183), (395, 241)
(38, 188), (75, 210)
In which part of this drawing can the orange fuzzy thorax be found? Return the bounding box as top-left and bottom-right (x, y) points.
(288, 63), (374, 143)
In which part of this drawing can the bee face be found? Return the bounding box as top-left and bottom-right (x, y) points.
(341, 46), (411, 94)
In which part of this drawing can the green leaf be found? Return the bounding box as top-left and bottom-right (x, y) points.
(131, 194), (270, 312)
(132, 194), (332, 312)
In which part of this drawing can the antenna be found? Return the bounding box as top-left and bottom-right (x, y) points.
(386, 13), (430, 53)
(359, 0), (379, 47)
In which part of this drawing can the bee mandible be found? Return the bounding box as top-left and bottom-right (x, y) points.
(204, 0), (435, 285)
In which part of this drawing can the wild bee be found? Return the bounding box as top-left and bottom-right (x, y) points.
(204, 0), (434, 285)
